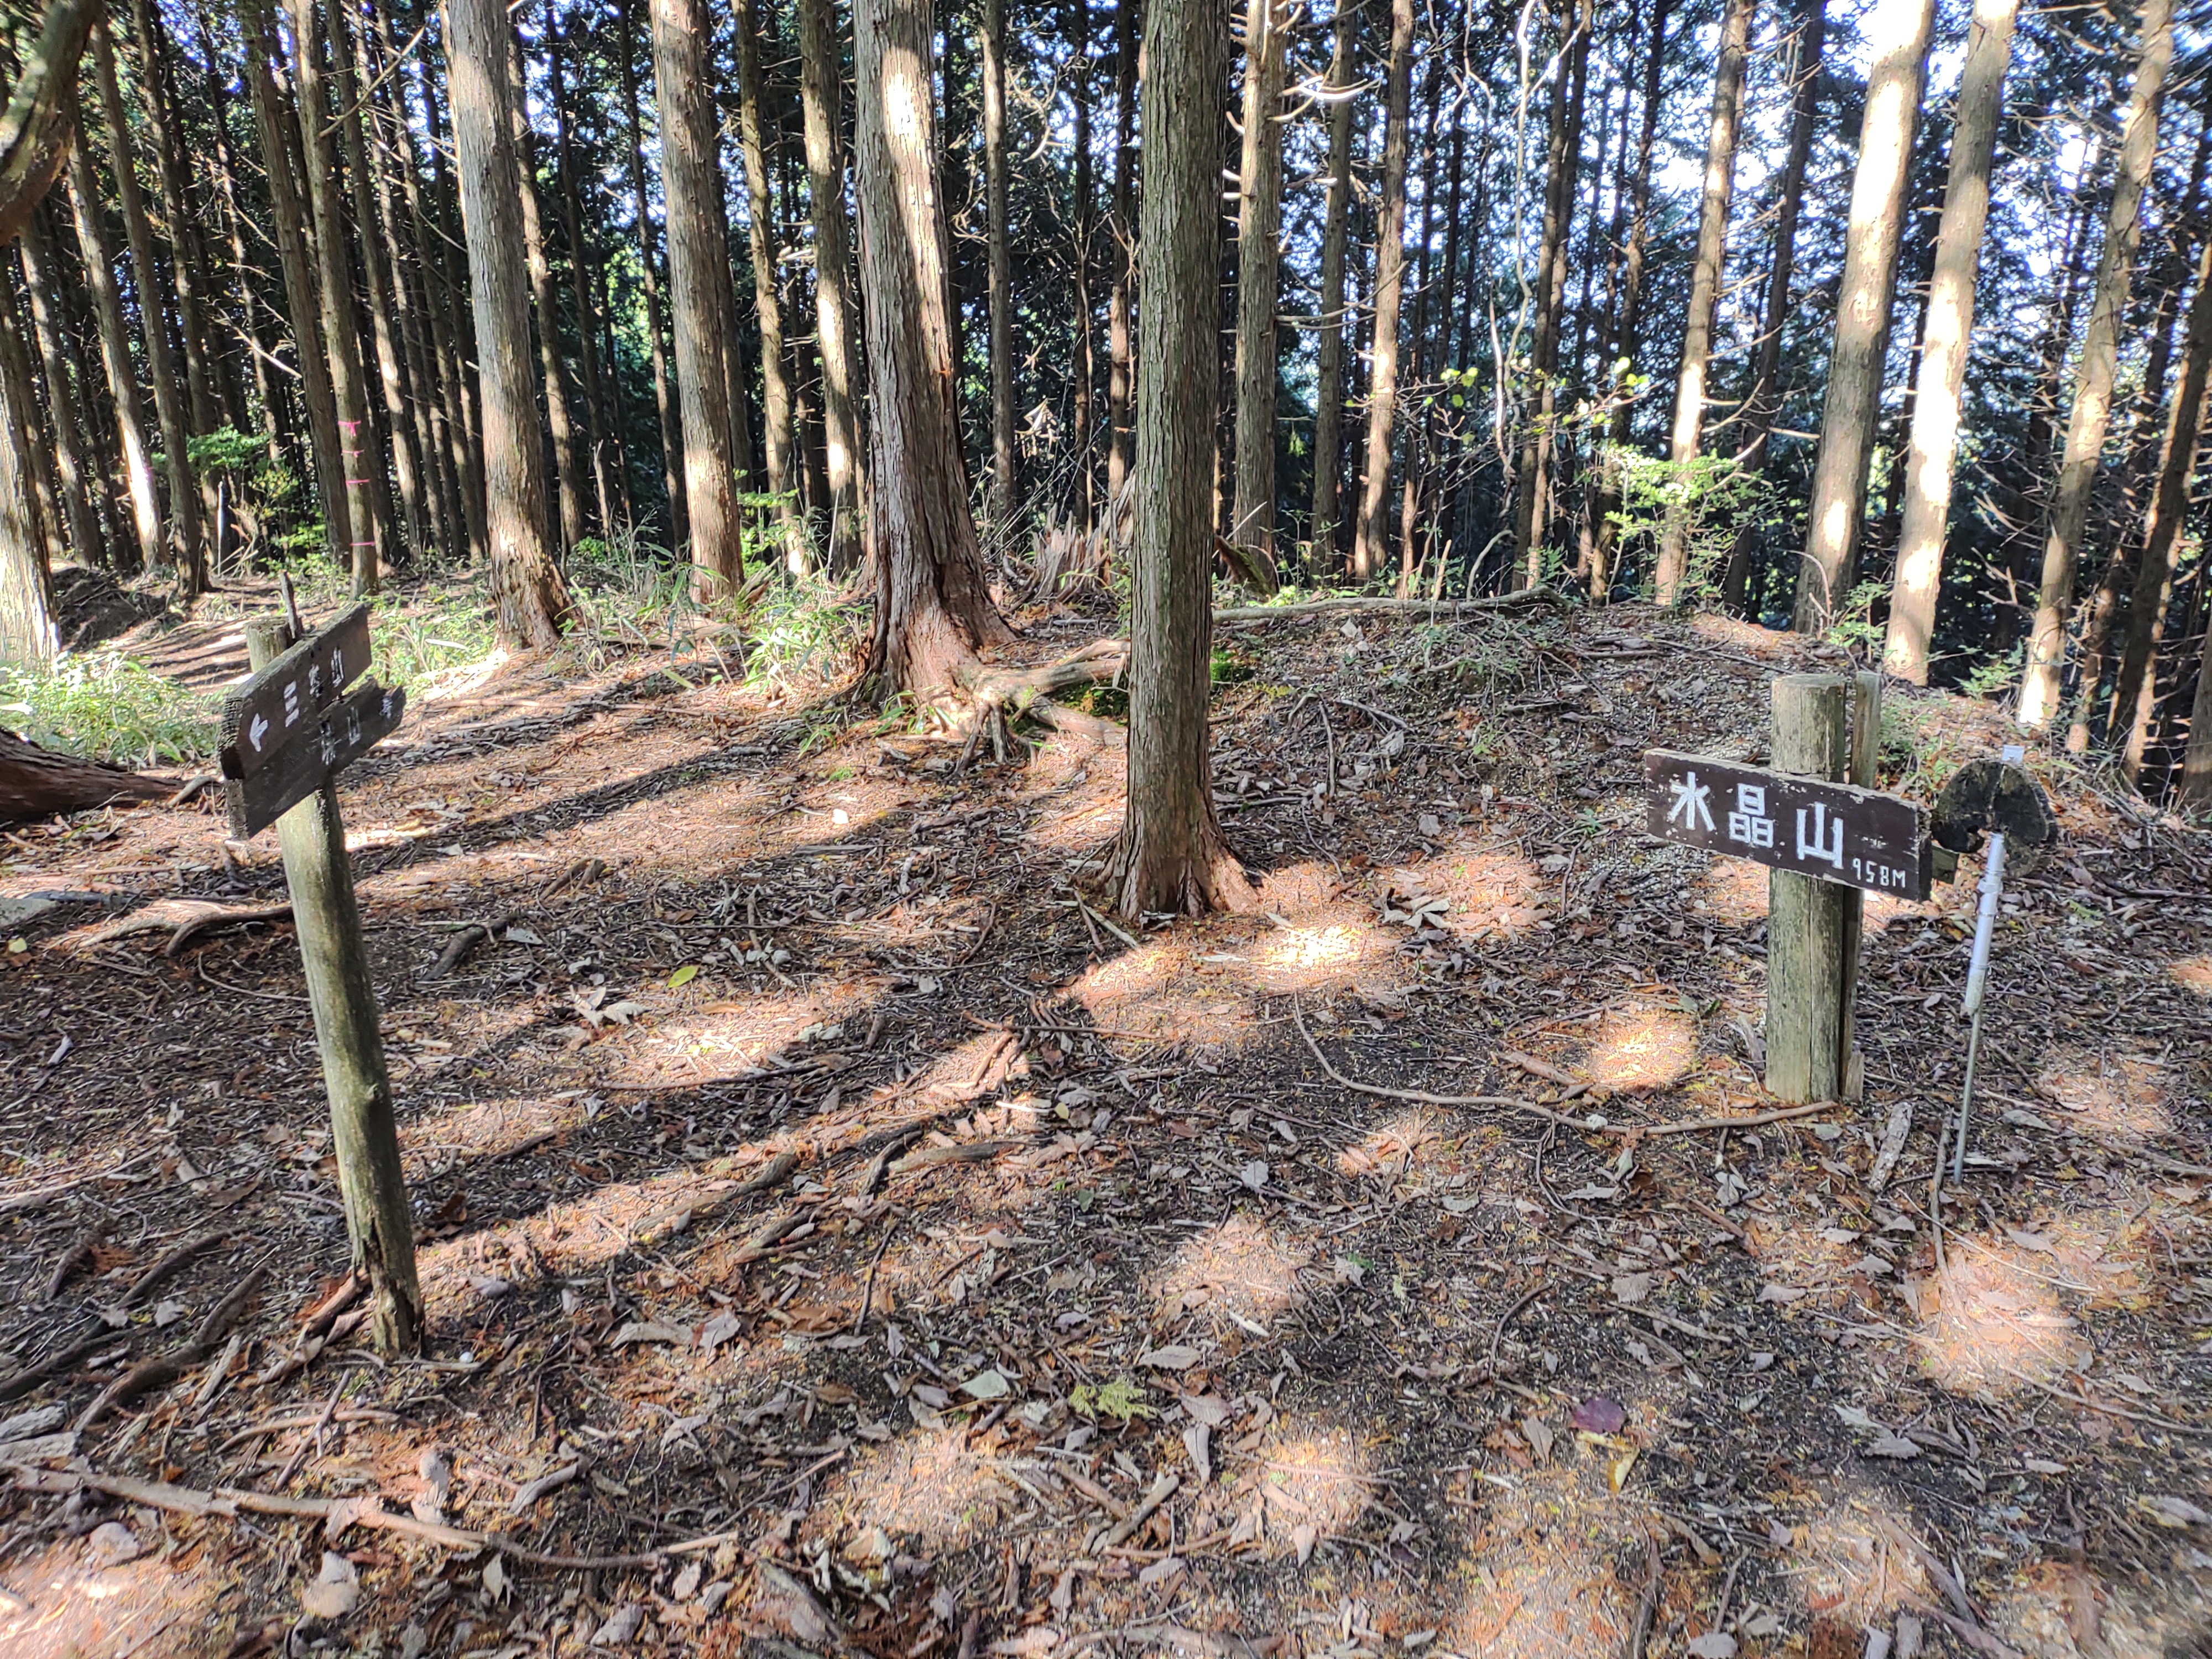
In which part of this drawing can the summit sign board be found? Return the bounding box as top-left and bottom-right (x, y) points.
(1642, 748), (1929, 900)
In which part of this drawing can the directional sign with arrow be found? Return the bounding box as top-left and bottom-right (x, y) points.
(220, 603), (373, 781)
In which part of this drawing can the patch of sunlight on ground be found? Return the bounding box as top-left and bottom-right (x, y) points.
(1, 1531), (227, 1659)
(1065, 939), (1256, 1048)
(1778, 1485), (1931, 1630)
(1197, 1417), (1380, 1561)
(362, 843), (606, 905)
(1688, 613), (1794, 657)
(1337, 1110), (1441, 1178)
(811, 1427), (1015, 1552)
(601, 978), (889, 1086)
(1989, 1556), (2212, 1658)
(413, 648), (510, 703)
(397, 1092), (587, 1171)
(774, 776), (911, 849)
(1020, 743), (1128, 857)
(1379, 841), (1550, 941)
(1245, 863), (1411, 997)
(915, 1031), (1029, 1103)
(1580, 1008), (1697, 1092)
(2032, 1045), (2175, 1140)
(1432, 1420), (1663, 1658)
(2167, 955), (2212, 997)
(1912, 1239), (2091, 1395)
(1149, 1215), (1311, 1329)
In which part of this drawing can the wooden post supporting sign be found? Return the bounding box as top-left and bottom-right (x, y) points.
(1644, 671), (1921, 1107)
(238, 615), (421, 1355)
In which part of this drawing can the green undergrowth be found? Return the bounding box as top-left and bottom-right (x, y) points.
(0, 651), (220, 766)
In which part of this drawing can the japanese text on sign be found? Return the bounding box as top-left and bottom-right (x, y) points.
(1644, 748), (1929, 899)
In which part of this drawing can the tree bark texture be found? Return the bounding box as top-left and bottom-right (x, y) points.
(2016, 0), (2174, 729)
(1881, 0), (2018, 683)
(1308, 1), (1355, 562)
(735, 0), (801, 545)
(1652, 0), (1752, 608)
(504, 26), (586, 559)
(1349, 0), (1412, 583)
(854, 0), (1008, 696)
(983, 0), (1018, 528)
(651, 0), (747, 591)
(448, 0), (575, 648)
(799, 0), (863, 566)
(1790, 0), (1936, 633)
(1109, 0), (1244, 920)
(1105, 0), (1138, 543)
(64, 137), (161, 575)
(618, 0), (688, 551)
(1229, 0), (1288, 562)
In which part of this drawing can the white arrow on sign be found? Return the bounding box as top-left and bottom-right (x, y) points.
(249, 712), (272, 751)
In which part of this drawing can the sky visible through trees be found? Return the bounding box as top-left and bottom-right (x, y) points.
(0, 0), (2209, 805)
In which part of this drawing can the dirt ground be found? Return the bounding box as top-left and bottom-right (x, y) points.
(3, 583), (2210, 1659)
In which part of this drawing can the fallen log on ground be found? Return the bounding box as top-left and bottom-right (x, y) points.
(1, 731), (175, 822)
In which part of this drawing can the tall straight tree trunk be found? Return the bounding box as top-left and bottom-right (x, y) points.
(1587, 0), (1676, 597)
(1719, 0), (1824, 613)
(240, 0), (349, 567)
(853, 0), (1008, 693)
(1881, 0), (2017, 682)
(448, 0), (574, 646)
(2180, 574), (2212, 810)
(2016, 0), (2173, 728)
(1109, 0), (1241, 919)
(1513, 0), (1593, 588)
(1349, 0), (1412, 582)
(618, 0), (687, 549)
(982, 0), (1017, 527)
(286, 0), (380, 594)
(1788, 0), (1936, 633)
(64, 106), (160, 574)
(127, 0), (219, 474)
(651, 0), (747, 589)
(798, 0), (863, 566)
(547, 3), (618, 539)
(505, 27), (587, 557)
(735, 0), (801, 548)
(1105, 0), (1138, 541)
(1308, 1), (1355, 564)
(0, 298), (53, 664)
(1070, 0), (1094, 529)
(0, 292), (62, 583)
(2109, 235), (2212, 779)
(18, 214), (102, 571)
(1651, 0), (1752, 608)
(325, 0), (424, 568)
(1229, 0), (1288, 560)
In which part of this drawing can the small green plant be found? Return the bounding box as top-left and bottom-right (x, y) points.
(1601, 448), (1785, 605)
(740, 570), (868, 697)
(1068, 1378), (1154, 1423)
(1211, 644), (1256, 685)
(1960, 644), (2023, 702)
(0, 652), (218, 765)
(1823, 579), (1890, 656)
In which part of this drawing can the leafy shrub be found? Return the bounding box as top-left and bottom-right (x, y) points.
(0, 652), (218, 766)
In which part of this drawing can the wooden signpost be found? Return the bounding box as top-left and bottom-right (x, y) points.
(1646, 672), (1918, 1105)
(224, 610), (420, 1355)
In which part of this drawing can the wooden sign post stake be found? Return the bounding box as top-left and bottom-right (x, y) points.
(243, 617), (421, 1355)
(1765, 672), (1880, 1104)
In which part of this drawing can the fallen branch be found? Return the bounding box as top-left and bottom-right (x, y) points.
(1291, 999), (1843, 1137)
(5, 1467), (667, 1570)
(0, 1329), (114, 1404)
(421, 911), (520, 982)
(1213, 587), (1566, 623)
(76, 1267), (267, 1428)
(124, 1228), (232, 1306)
(71, 899), (291, 958)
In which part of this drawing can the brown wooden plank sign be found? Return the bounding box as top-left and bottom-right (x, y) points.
(219, 603), (404, 838)
(1642, 748), (1930, 900)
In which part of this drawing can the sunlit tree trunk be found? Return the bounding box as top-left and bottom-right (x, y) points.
(1109, 0), (1243, 918)
(1349, 0), (1411, 582)
(1651, 0), (1751, 608)
(651, 0), (746, 591)
(1069, 0), (1094, 529)
(1586, 0), (1674, 598)
(2016, 0), (2173, 728)
(799, 0), (863, 566)
(1880, 0), (2017, 682)
(448, 0), (575, 645)
(1790, 0), (1936, 633)
(503, 26), (587, 556)
(1105, 0), (1138, 542)
(1308, 1), (1355, 565)
(0, 284), (54, 666)
(617, 0), (687, 550)
(1229, 0), (1288, 562)
(287, 0), (382, 593)
(735, 0), (801, 549)
(549, 3), (618, 540)
(983, 0), (1017, 528)
(1719, 0), (1823, 613)
(1512, 0), (1592, 588)
(65, 86), (160, 575)
(854, 0), (1008, 693)
(2109, 236), (2212, 781)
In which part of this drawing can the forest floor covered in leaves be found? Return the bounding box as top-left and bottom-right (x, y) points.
(3, 580), (2211, 1659)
